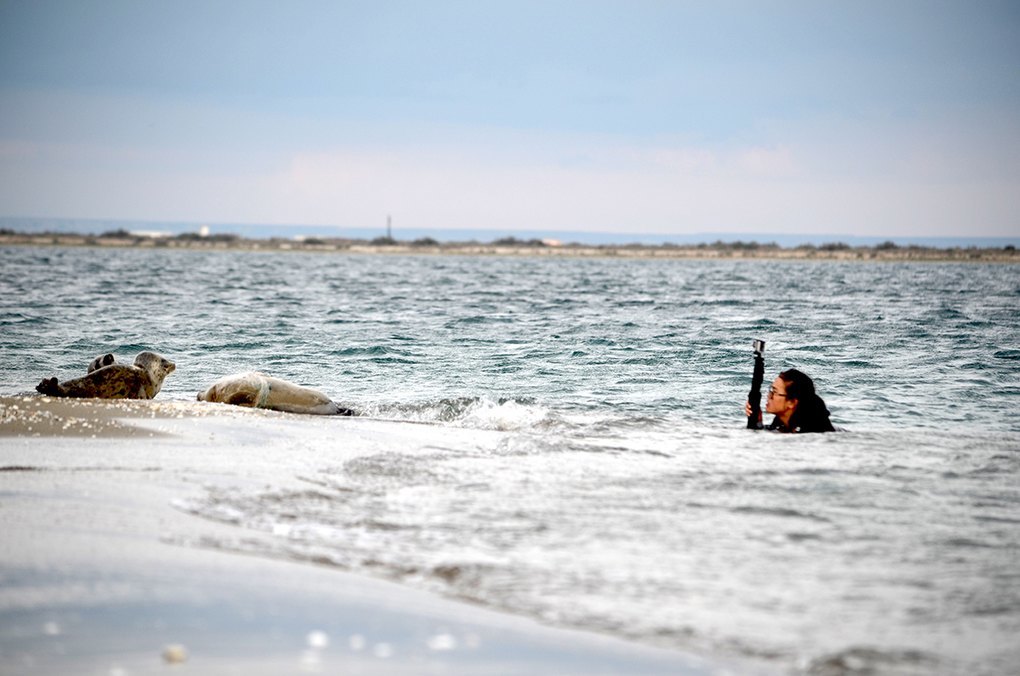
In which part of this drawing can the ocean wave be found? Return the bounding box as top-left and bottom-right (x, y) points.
(0, 312), (49, 326)
(364, 396), (559, 431)
(802, 646), (941, 676)
(993, 349), (1020, 360)
(362, 397), (658, 435)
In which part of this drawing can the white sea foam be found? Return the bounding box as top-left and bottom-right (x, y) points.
(454, 398), (552, 431)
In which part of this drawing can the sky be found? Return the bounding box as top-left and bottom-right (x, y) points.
(1, 0), (1018, 240)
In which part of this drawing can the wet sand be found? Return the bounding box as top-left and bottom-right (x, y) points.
(0, 397), (744, 675)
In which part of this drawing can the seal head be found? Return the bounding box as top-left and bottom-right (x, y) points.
(133, 351), (176, 398)
(87, 353), (117, 374)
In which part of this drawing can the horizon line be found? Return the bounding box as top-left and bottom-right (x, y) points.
(1, 215), (1017, 248)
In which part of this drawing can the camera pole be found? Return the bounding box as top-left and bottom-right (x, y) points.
(747, 339), (765, 429)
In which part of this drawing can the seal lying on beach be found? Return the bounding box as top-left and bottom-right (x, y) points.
(197, 372), (354, 416)
(36, 351), (176, 399)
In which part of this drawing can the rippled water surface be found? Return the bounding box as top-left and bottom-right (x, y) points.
(2, 246), (1019, 674)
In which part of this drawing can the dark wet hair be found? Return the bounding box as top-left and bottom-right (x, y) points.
(778, 369), (835, 433)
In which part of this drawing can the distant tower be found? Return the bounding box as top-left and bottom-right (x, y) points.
(386, 215), (392, 240)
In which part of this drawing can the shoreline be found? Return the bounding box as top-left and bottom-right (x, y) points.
(2, 232), (1017, 262)
(0, 396), (753, 675)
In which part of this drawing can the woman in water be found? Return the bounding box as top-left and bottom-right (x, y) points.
(746, 368), (835, 433)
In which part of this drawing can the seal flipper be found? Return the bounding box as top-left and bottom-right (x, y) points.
(36, 377), (61, 396)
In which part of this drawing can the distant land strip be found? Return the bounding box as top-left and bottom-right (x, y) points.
(2, 228), (1017, 262)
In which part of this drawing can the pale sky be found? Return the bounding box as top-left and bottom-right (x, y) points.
(1, 0), (1018, 239)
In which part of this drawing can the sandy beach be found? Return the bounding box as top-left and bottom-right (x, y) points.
(0, 397), (742, 675)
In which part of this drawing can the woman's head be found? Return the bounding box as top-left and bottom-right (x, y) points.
(767, 368), (834, 432)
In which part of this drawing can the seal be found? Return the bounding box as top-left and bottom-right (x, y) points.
(197, 372), (354, 416)
(87, 353), (117, 373)
(36, 351), (176, 399)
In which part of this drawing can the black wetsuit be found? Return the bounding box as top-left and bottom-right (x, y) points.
(766, 416), (835, 433)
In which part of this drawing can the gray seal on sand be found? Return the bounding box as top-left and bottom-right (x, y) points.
(197, 372), (354, 416)
(36, 351), (176, 399)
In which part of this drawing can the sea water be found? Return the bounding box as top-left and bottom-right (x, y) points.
(1, 246), (1018, 674)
